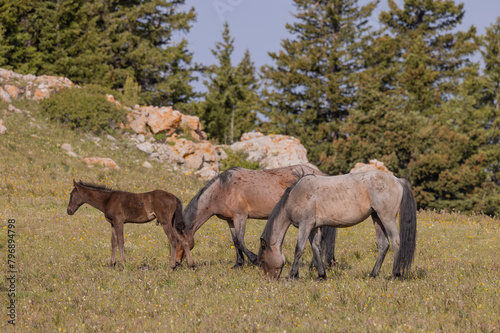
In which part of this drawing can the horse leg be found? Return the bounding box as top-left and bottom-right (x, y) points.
(289, 223), (314, 280)
(115, 222), (126, 270)
(232, 215), (259, 265)
(370, 213), (390, 277)
(228, 221), (245, 268)
(110, 226), (118, 268)
(159, 221), (178, 270)
(309, 228), (322, 271)
(310, 228), (326, 280)
(322, 226), (337, 268)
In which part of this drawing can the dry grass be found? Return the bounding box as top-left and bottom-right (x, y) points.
(1, 99), (499, 332)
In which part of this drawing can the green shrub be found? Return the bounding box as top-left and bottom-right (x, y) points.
(40, 85), (127, 133)
(153, 132), (167, 141)
(220, 148), (260, 171)
(121, 76), (143, 108)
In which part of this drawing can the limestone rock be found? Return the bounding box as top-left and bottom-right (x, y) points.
(350, 159), (393, 175)
(154, 137), (223, 179)
(0, 119), (6, 134)
(230, 132), (316, 170)
(136, 142), (155, 154)
(0, 87), (11, 103)
(180, 114), (207, 140)
(61, 143), (79, 158)
(145, 106), (182, 135)
(0, 68), (74, 101)
(4, 85), (20, 99)
(82, 157), (120, 170)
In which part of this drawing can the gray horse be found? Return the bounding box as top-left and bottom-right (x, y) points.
(174, 165), (337, 268)
(258, 170), (417, 280)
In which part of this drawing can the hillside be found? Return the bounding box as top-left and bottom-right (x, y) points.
(1, 96), (499, 331)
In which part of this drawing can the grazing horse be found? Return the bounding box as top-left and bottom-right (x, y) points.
(175, 165), (337, 268)
(67, 180), (194, 269)
(258, 170), (417, 280)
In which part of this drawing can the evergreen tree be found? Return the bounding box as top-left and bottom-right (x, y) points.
(330, 0), (492, 213)
(261, 0), (378, 171)
(378, 0), (478, 114)
(0, 0), (196, 108)
(476, 17), (500, 214)
(196, 22), (259, 144)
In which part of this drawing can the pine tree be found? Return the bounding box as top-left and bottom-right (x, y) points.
(196, 22), (259, 144)
(378, 0), (478, 114)
(0, 0), (196, 108)
(261, 0), (378, 171)
(475, 17), (500, 214)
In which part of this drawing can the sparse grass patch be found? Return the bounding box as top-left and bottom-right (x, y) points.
(0, 103), (499, 332)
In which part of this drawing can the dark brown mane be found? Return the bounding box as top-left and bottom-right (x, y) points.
(77, 181), (115, 192)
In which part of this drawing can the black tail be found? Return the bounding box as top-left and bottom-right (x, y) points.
(173, 197), (185, 232)
(396, 179), (417, 276)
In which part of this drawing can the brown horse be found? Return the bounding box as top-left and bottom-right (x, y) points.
(67, 180), (194, 270)
(259, 170), (417, 280)
(174, 165), (337, 268)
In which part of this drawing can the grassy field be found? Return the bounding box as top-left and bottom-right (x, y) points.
(1, 99), (499, 332)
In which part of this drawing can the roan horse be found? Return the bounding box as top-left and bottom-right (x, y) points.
(67, 180), (194, 269)
(258, 170), (417, 280)
(174, 165), (337, 268)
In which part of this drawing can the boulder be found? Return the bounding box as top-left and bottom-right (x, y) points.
(144, 106), (182, 135)
(61, 143), (79, 157)
(82, 157), (120, 170)
(136, 142), (155, 154)
(0, 87), (11, 103)
(0, 68), (73, 101)
(153, 137), (224, 179)
(230, 132), (316, 170)
(0, 119), (6, 134)
(180, 114), (207, 140)
(4, 85), (20, 99)
(349, 159), (393, 175)
(122, 102), (207, 140)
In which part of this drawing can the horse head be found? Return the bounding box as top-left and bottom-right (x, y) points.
(174, 230), (194, 264)
(259, 238), (285, 280)
(67, 179), (85, 215)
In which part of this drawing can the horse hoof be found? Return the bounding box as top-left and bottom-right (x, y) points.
(317, 274), (327, 281)
(231, 263), (244, 269)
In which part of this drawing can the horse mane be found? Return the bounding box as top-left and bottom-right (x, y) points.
(260, 172), (313, 246)
(183, 167), (242, 228)
(77, 181), (114, 192)
(291, 165), (323, 180)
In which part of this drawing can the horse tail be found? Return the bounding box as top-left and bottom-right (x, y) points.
(396, 178), (417, 276)
(173, 197), (185, 232)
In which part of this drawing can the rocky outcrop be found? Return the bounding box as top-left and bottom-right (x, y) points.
(1, 68), (317, 180)
(230, 132), (317, 170)
(350, 159), (393, 175)
(124, 103), (207, 141)
(0, 68), (74, 101)
(131, 134), (226, 179)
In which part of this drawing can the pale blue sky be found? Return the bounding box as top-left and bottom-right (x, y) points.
(179, 0), (500, 71)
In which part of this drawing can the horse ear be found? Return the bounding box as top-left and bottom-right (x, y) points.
(260, 238), (268, 250)
(73, 179), (78, 187)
